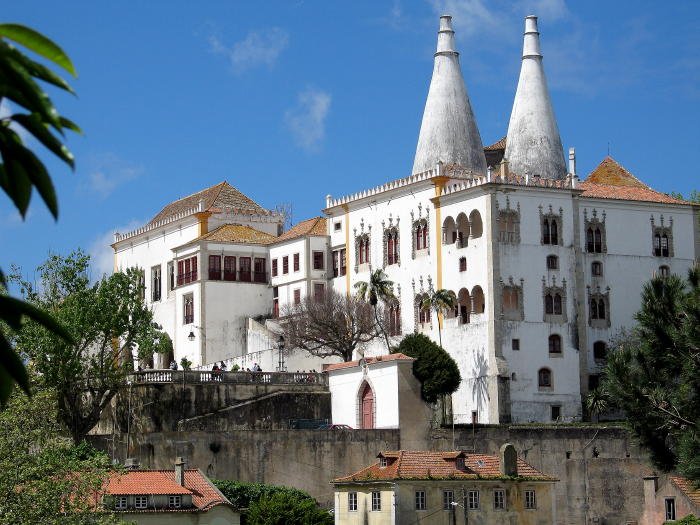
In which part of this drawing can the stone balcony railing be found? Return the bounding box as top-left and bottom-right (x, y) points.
(127, 369), (328, 386)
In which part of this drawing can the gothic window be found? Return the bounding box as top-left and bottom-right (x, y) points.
(538, 368), (552, 389)
(543, 280), (567, 323)
(546, 255), (558, 270)
(497, 199), (520, 244)
(333, 248), (347, 277)
(415, 293), (431, 326)
(591, 261), (603, 277)
(151, 265), (162, 302)
(183, 294), (194, 324)
(588, 289), (610, 328)
(501, 279), (523, 321)
(541, 206), (562, 246)
(593, 341), (607, 361)
(584, 209), (606, 253)
(651, 217), (674, 257)
(459, 257), (467, 272)
(356, 233), (371, 269)
(659, 265), (670, 278)
(548, 334), (562, 355)
(383, 226), (399, 267)
(413, 219), (429, 253)
(471, 286), (485, 314)
(387, 302), (401, 336)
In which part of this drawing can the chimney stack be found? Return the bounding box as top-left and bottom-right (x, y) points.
(499, 443), (518, 477)
(175, 457), (186, 487)
(569, 147), (576, 176)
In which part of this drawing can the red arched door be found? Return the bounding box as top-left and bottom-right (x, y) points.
(361, 383), (374, 429)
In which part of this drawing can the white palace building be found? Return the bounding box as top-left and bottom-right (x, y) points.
(112, 15), (700, 424)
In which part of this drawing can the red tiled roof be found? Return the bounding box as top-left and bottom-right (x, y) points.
(104, 470), (230, 512)
(484, 136), (506, 151)
(273, 217), (327, 243)
(148, 181), (268, 225)
(333, 451), (556, 483)
(323, 353), (414, 372)
(670, 476), (700, 507)
(580, 157), (688, 205)
(197, 224), (277, 245)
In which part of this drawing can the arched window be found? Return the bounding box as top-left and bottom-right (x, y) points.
(598, 299), (606, 319)
(661, 234), (669, 257)
(442, 216), (457, 245)
(458, 288), (470, 324)
(548, 334), (562, 354)
(357, 234), (371, 265)
(471, 286), (485, 314)
(590, 298), (599, 319)
(543, 219), (551, 245)
(551, 220), (558, 245)
(385, 227), (399, 266)
(546, 255), (558, 270)
(469, 210), (483, 239)
(538, 368), (552, 388)
(456, 213), (470, 247)
(586, 228), (594, 253)
(545, 294), (554, 315)
(388, 303), (401, 336)
(416, 294), (431, 325)
(593, 341), (607, 361)
(553, 294), (562, 315)
(659, 265), (670, 278)
(359, 382), (374, 429)
(594, 228), (602, 253)
(591, 261), (603, 276)
(654, 234), (662, 256)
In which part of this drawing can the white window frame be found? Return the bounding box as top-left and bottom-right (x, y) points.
(134, 495), (148, 509)
(467, 490), (479, 509)
(494, 489), (506, 510)
(415, 490), (426, 510)
(348, 492), (357, 512)
(665, 497), (676, 520)
(371, 491), (381, 511)
(442, 490), (454, 510)
(524, 489), (536, 509)
(115, 496), (127, 510)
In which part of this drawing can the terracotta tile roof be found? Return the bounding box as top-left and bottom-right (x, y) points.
(580, 156), (688, 205)
(148, 181), (268, 225)
(323, 353), (414, 372)
(196, 224), (277, 245)
(333, 451), (556, 483)
(484, 136), (506, 151)
(104, 469), (231, 512)
(273, 217), (327, 243)
(670, 476), (700, 507)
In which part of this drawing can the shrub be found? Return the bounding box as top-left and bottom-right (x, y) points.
(394, 333), (461, 403)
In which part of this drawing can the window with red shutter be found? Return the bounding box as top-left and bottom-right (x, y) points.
(224, 256), (236, 281)
(283, 256), (289, 274)
(254, 258), (266, 283)
(293, 289), (301, 305)
(208, 255), (221, 280)
(313, 282), (325, 302)
(272, 259), (278, 277)
(293, 253), (300, 272)
(240, 257), (251, 282)
(177, 260), (184, 286)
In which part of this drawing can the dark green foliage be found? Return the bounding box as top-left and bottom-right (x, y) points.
(591, 268), (700, 481)
(670, 516), (700, 524)
(394, 333), (461, 403)
(213, 480), (332, 524)
(0, 24), (81, 404)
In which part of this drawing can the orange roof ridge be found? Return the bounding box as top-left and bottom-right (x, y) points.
(273, 216), (328, 243)
(484, 136), (506, 151)
(585, 156), (648, 188)
(670, 476), (700, 507)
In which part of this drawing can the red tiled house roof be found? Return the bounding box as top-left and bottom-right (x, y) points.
(273, 217), (327, 243)
(580, 156), (689, 205)
(333, 451), (556, 483)
(104, 469), (231, 512)
(190, 224), (277, 245)
(148, 181), (269, 225)
(670, 476), (700, 508)
(323, 353), (414, 372)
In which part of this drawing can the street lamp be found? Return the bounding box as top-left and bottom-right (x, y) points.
(187, 330), (195, 341)
(277, 335), (286, 372)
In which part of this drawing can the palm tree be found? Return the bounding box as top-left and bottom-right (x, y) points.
(422, 289), (457, 347)
(355, 269), (395, 351)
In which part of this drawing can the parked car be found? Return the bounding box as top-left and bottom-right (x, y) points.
(317, 423), (353, 430)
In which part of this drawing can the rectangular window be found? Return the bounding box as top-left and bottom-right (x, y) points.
(254, 257), (266, 283)
(293, 253), (300, 272)
(588, 374), (600, 391)
(294, 289), (301, 305)
(665, 498), (676, 520)
(183, 294), (194, 325)
(312, 251), (324, 270)
(443, 490), (454, 510)
(177, 256), (197, 285)
(151, 265), (162, 301)
(512, 339), (520, 351)
(348, 492), (357, 512)
(223, 256), (236, 281)
(239, 257), (251, 282)
(471, 410), (478, 424)
(494, 489), (505, 510)
(334, 221), (342, 232)
(313, 283), (325, 303)
(283, 256), (289, 275)
(524, 490), (536, 509)
(551, 405), (561, 421)
(371, 491), (381, 511)
(168, 495), (181, 508)
(271, 258), (278, 277)
(134, 496), (148, 509)
(415, 490), (426, 510)
(115, 496), (127, 510)
(467, 490), (479, 510)
(208, 255), (221, 280)
(168, 261), (174, 292)
(340, 248), (347, 275)
(459, 257), (467, 272)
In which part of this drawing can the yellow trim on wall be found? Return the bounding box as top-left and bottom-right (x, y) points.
(433, 177), (448, 330)
(342, 204), (351, 295)
(195, 212), (211, 237)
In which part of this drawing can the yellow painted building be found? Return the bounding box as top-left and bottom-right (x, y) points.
(333, 445), (556, 525)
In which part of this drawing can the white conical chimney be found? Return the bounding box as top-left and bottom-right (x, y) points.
(504, 16), (566, 180)
(412, 16), (487, 176)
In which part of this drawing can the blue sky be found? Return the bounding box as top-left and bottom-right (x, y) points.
(2, 1), (699, 279)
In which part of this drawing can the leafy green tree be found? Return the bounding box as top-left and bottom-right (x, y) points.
(590, 268), (699, 482)
(0, 24), (81, 403)
(394, 333), (461, 403)
(10, 250), (170, 444)
(246, 491), (333, 525)
(421, 288), (457, 347)
(0, 384), (122, 524)
(354, 268), (395, 351)
(213, 480), (315, 510)
(672, 516), (700, 524)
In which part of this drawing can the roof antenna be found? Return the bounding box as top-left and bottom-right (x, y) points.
(607, 141), (611, 157)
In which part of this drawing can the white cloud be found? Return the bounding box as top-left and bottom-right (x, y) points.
(81, 154), (143, 199)
(88, 220), (141, 281)
(431, 0), (500, 38)
(209, 27), (289, 73)
(284, 88), (332, 152)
